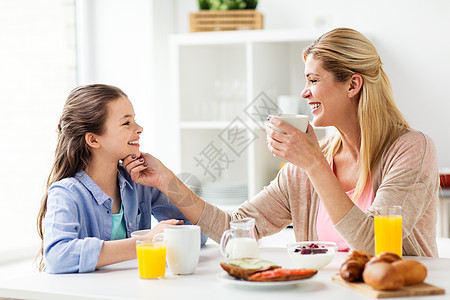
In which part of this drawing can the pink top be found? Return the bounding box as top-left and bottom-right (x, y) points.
(316, 159), (374, 251)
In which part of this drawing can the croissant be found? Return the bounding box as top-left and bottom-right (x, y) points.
(340, 250), (373, 282)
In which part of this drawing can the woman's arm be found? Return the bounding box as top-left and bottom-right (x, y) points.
(123, 153), (294, 243)
(336, 132), (439, 255)
(267, 120), (355, 224)
(197, 166), (294, 242)
(149, 188), (207, 245)
(267, 120), (438, 255)
(122, 153), (206, 224)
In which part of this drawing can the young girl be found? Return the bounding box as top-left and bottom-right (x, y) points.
(37, 84), (205, 273)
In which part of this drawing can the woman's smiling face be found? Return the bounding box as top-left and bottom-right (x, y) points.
(301, 55), (356, 128)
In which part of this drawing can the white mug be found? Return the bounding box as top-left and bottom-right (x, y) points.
(154, 225), (201, 275)
(268, 114), (309, 133)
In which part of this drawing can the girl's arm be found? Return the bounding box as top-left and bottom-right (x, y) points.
(96, 219), (181, 268)
(44, 183), (182, 273)
(96, 238), (136, 268)
(44, 185), (103, 273)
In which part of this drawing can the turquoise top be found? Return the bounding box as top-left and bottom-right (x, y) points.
(111, 204), (127, 240)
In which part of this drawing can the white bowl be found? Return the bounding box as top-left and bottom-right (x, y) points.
(287, 241), (337, 270)
(130, 229), (151, 238)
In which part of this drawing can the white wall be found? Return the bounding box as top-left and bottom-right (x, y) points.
(173, 0), (450, 168)
(79, 0), (450, 169)
(0, 0), (76, 260)
(77, 0), (155, 154)
(76, 0), (177, 169)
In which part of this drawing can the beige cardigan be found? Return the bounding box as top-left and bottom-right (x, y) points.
(197, 131), (439, 257)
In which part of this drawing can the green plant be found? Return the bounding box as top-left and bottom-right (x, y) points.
(198, 0), (211, 9)
(245, 0), (258, 9)
(198, 0), (258, 10)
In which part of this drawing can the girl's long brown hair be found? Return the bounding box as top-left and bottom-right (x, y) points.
(303, 28), (410, 200)
(36, 84), (127, 271)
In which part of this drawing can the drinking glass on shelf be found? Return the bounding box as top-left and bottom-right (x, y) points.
(374, 206), (402, 257)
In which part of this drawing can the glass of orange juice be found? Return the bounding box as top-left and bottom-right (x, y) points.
(136, 239), (166, 279)
(374, 206), (402, 257)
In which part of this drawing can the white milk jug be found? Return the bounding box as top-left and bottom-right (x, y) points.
(220, 218), (260, 259)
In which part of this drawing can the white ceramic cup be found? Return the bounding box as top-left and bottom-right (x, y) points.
(268, 114), (309, 133)
(154, 225), (201, 275)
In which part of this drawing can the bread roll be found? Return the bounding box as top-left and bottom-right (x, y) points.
(366, 251), (401, 266)
(362, 262), (404, 290)
(392, 260), (427, 285)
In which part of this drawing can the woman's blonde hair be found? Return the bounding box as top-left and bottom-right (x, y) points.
(36, 84), (127, 271)
(303, 28), (410, 200)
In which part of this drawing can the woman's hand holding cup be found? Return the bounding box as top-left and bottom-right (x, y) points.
(266, 114), (322, 172)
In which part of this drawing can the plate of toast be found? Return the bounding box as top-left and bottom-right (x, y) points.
(218, 272), (315, 287)
(219, 257), (317, 287)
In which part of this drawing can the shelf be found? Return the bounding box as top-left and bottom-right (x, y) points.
(180, 121), (232, 129)
(179, 128), (249, 184)
(170, 29), (324, 46)
(181, 120), (265, 130)
(171, 29), (333, 203)
(178, 43), (246, 123)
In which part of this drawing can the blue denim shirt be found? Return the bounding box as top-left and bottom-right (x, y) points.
(43, 165), (207, 274)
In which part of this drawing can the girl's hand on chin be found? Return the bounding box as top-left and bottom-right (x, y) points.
(122, 152), (171, 189)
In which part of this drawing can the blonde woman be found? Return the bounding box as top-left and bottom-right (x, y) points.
(124, 28), (439, 257)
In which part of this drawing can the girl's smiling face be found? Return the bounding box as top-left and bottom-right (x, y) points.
(301, 55), (356, 129)
(96, 96), (143, 162)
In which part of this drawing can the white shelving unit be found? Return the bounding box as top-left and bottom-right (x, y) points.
(169, 29), (333, 208)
